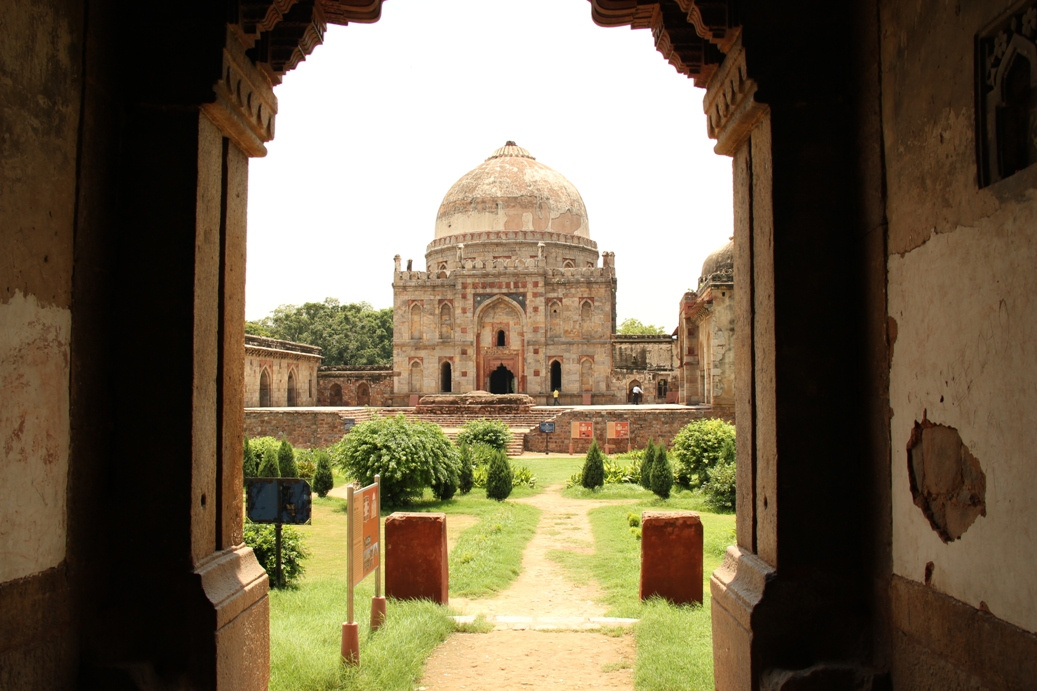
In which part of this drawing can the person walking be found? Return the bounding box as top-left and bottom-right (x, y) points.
(631, 384), (643, 405)
(552, 389), (560, 405)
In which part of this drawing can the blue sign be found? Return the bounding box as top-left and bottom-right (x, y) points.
(342, 418), (356, 431)
(246, 478), (312, 525)
(539, 421), (556, 434)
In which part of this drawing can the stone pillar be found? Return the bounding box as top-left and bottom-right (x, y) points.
(385, 513), (449, 604)
(639, 512), (703, 605)
(706, 4), (889, 688)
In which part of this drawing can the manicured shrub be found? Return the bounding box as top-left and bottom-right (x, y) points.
(432, 460), (460, 501)
(512, 465), (537, 489)
(484, 449), (513, 502)
(640, 440), (657, 490)
(277, 438), (298, 478)
(581, 440), (605, 490)
(670, 418), (736, 489)
(293, 448), (318, 480)
(329, 414), (459, 506)
(243, 520), (307, 588)
(257, 443), (280, 478)
(702, 438), (736, 511)
(456, 418), (513, 451)
(650, 446), (674, 499)
(243, 437), (259, 481)
(311, 450), (334, 498)
(457, 444), (475, 495)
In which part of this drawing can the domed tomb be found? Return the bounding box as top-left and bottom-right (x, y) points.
(434, 142), (590, 239)
(698, 238), (734, 290)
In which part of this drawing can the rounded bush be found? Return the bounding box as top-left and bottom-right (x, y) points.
(456, 418), (513, 451)
(485, 449), (513, 501)
(243, 521), (306, 588)
(670, 418), (736, 489)
(329, 414), (459, 506)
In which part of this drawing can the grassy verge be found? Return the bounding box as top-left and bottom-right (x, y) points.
(269, 478), (542, 689)
(548, 491), (735, 690)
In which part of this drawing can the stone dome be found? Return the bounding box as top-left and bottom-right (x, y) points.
(434, 141), (590, 240)
(698, 238), (734, 289)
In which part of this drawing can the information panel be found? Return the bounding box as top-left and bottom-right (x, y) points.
(245, 478), (312, 525)
(571, 421), (594, 439)
(351, 482), (380, 586)
(607, 421), (630, 439)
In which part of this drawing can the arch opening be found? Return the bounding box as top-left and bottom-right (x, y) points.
(489, 364), (515, 394)
(550, 360), (562, 392)
(441, 361), (452, 392)
(357, 381), (371, 406)
(286, 370), (297, 407)
(259, 368), (271, 407)
(329, 382), (343, 406)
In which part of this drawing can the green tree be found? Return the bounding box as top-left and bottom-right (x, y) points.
(650, 446), (674, 499)
(243, 521), (306, 588)
(329, 415), (459, 506)
(581, 440), (605, 490)
(617, 318), (668, 335)
(277, 438), (297, 478)
(457, 444), (475, 495)
(485, 449), (513, 502)
(243, 437), (258, 481)
(671, 418), (736, 489)
(257, 444), (280, 478)
(702, 437), (736, 511)
(640, 439), (656, 489)
(311, 450), (334, 498)
(250, 298), (393, 367)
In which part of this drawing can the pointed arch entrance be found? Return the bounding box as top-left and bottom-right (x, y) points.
(489, 364), (515, 394)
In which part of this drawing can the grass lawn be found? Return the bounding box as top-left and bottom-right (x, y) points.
(268, 455), (735, 690)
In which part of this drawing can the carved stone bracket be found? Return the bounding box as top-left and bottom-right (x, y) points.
(203, 27), (278, 157)
(590, 1), (732, 87)
(704, 35), (766, 156)
(248, 0), (327, 85)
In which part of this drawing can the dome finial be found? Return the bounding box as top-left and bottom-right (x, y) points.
(487, 141), (535, 161)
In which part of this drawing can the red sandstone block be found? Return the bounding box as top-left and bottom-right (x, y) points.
(640, 511), (703, 605)
(385, 512), (449, 604)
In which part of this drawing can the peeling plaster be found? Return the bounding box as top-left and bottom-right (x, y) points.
(0, 290), (71, 581)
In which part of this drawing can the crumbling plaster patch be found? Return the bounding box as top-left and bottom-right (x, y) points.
(888, 215), (1037, 632)
(0, 291), (71, 581)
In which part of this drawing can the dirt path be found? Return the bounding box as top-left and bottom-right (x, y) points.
(418, 485), (638, 690)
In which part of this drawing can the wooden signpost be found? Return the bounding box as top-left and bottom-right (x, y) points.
(342, 475), (383, 665)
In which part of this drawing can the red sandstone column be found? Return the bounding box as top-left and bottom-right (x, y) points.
(640, 511), (703, 605)
(385, 512), (449, 604)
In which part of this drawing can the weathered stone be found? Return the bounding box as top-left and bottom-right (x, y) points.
(385, 512), (449, 604)
(639, 511), (703, 605)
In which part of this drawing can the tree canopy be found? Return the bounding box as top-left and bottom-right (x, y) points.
(617, 317), (668, 335)
(246, 298), (393, 367)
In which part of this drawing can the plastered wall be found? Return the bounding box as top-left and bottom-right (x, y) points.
(883, 0), (1037, 633)
(0, 0), (80, 583)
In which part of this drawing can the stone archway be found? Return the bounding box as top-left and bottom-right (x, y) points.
(356, 382), (371, 406)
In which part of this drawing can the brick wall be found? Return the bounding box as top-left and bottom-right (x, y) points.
(524, 407), (735, 454)
(244, 409), (369, 448)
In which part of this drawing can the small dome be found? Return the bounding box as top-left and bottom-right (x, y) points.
(698, 239), (734, 289)
(434, 141), (590, 239)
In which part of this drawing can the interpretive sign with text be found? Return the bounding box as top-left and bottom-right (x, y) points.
(350, 482), (380, 586)
(572, 421), (594, 439)
(607, 421), (630, 439)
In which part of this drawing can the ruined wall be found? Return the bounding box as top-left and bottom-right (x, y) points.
(882, 0), (1037, 681)
(244, 409), (365, 448)
(317, 367), (394, 406)
(244, 338), (321, 407)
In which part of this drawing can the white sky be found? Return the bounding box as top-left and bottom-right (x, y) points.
(246, 0), (733, 331)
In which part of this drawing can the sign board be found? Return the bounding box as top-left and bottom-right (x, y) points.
(571, 421), (594, 439)
(607, 421), (630, 439)
(539, 421), (555, 434)
(342, 418), (356, 431)
(246, 478), (312, 525)
(350, 482), (380, 586)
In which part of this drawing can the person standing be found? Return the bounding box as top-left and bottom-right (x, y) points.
(552, 389), (559, 405)
(632, 384), (643, 404)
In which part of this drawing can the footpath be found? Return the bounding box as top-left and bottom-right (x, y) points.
(417, 483), (638, 690)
